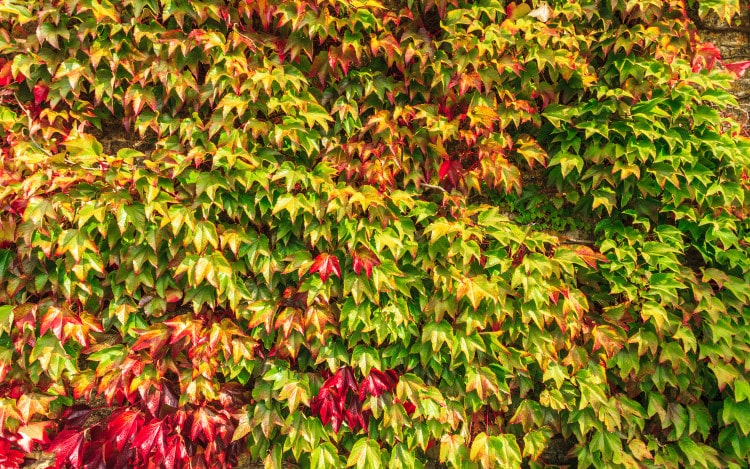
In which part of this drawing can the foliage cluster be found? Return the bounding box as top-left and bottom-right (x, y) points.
(0, 0), (749, 467)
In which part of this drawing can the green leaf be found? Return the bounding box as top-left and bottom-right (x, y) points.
(0, 249), (12, 282)
(456, 275), (497, 310)
(347, 437), (382, 469)
(29, 333), (67, 373)
(312, 442), (341, 468)
(723, 400), (750, 436)
(389, 443), (423, 469)
(523, 427), (552, 460)
(0, 305), (14, 334)
(421, 320), (453, 354)
(272, 193), (312, 221)
(736, 381), (750, 403)
(277, 380), (309, 414)
(470, 433), (522, 469)
(466, 367), (500, 402)
(440, 434), (466, 466)
(549, 151), (583, 178)
(640, 301), (668, 333)
(193, 221), (219, 252)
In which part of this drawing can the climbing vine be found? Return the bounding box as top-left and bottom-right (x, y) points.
(0, 0), (749, 467)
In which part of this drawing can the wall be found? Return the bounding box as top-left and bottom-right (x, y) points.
(695, 1), (750, 120)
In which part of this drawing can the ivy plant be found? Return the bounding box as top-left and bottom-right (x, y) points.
(0, 0), (749, 468)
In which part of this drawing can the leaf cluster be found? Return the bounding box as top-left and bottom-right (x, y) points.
(0, 0), (748, 468)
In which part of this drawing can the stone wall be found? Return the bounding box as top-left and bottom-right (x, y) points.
(694, 1), (750, 116)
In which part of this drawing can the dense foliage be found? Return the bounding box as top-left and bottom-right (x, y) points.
(0, 0), (749, 467)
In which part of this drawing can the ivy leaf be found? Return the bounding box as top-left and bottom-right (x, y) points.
(469, 433), (492, 467)
(232, 411), (251, 442)
(358, 369), (398, 401)
(40, 305), (72, 344)
(343, 398), (367, 432)
(17, 393), (53, 423)
(470, 432), (522, 468)
(628, 438), (653, 461)
(33, 83), (49, 104)
(0, 437), (24, 467)
(164, 314), (204, 346)
(131, 325), (170, 355)
(0, 249), (11, 282)
(466, 367), (500, 401)
(16, 421), (51, 452)
(572, 245), (609, 269)
(311, 386), (344, 433)
(309, 253), (341, 283)
(190, 405), (218, 442)
(390, 443), (423, 469)
(108, 410), (145, 451)
(439, 159), (463, 188)
(440, 434), (466, 466)
(278, 380), (310, 414)
(549, 151), (583, 178)
(724, 60), (750, 77)
(456, 275), (496, 310)
(29, 333), (67, 373)
(528, 2), (553, 22)
(346, 437), (382, 469)
(522, 427), (552, 460)
(47, 428), (85, 469)
(132, 418), (166, 460)
(162, 434), (187, 469)
(0, 305), (12, 334)
(335, 366), (358, 392)
(352, 248), (381, 279)
(312, 442), (340, 467)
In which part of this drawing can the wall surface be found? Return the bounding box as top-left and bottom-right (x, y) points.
(695, 1), (750, 118)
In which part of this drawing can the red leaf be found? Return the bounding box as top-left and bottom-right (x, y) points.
(165, 289), (183, 303)
(40, 305), (66, 342)
(164, 314), (204, 346)
(141, 388), (162, 418)
(132, 419), (166, 461)
(358, 369), (397, 401)
(359, 368), (398, 402)
(402, 401), (416, 414)
(0, 60), (14, 87)
(62, 405), (92, 428)
(725, 60), (750, 77)
(162, 434), (186, 469)
(10, 198), (28, 217)
(308, 253), (341, 283)
(190, 406), (217, 443)
(311, 366), (360, 433)
(33, 83), (49, 105)
(310, 386), (343, 433)
(439, 159), (463, 188)
(0, 437), (25, 468)
(352, 248), (381, 279)
(47, 428), (85, 469)
(325, 366), (358, 395)
(107, 410), (145, 451)
(343, 398), (367, 431)
(692, 42), (721, 72)
(394, 398), (416, 415)
(131, 325), (170, 355)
